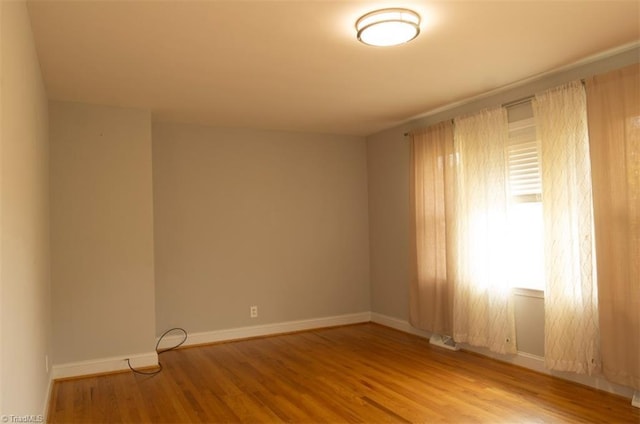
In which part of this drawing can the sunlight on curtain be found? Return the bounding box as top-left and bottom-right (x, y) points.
(533, 81), (600, 374)
(409, 122), (455, 335)
(586, 64), (640, 390)
(452, 107), (517, 354)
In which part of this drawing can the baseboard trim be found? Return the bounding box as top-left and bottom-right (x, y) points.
(43, 372), (53, 420)
(50, 311), (636, 402)
(460, 343), (547, 373)
(372, 313), (637, 400)
(51, 313), (370, 380)
(459, 343), (636, 399)
(370, 312), (432, 339)
(157, 312), (372, 350)
(52, 351), (158, 380)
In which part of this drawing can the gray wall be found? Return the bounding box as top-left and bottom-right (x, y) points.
(367, 129), (411, 320)
(50, 102), (157, 364)
(152, 122), (371, 334)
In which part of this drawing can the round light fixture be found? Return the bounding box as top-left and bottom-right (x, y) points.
(356, 8), (421, 47)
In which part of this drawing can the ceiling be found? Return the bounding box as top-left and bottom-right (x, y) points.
(27, 1), (640, 137)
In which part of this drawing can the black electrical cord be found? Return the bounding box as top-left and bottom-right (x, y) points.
(126, 327), (188, 375)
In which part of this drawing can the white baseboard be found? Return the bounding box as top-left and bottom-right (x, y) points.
(460, 343), (636, 399)
(52, 351), (158, 380)
(157, 311), (372, 350)
(50, 311), (637, 404)
(460, 343), (547, 372)
(370, 312), (432, 339)
(372, 313), (637, 401)
(52, 313), (370, 380)
(43, 372), (53, 420)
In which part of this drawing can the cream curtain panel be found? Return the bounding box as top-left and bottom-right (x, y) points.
(452, 108), (517, 354)
(586, 64), (640, 390)
(409, 64), (639, 392)
(533, 81), (600, 374)
(409, 122), (456, 335)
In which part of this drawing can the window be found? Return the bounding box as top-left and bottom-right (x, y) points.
(506, 102), (545, 291)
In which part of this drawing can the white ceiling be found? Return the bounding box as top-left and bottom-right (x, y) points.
(27, 1), (640, 136)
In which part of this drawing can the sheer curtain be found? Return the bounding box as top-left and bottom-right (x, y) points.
(409, 122), (456, 335)
(452, 107), (517, 354)
(586, 64), (640, 390)
(533, 81), (600, 374)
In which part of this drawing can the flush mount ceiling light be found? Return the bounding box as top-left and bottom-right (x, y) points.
(356, 8), (421, 47)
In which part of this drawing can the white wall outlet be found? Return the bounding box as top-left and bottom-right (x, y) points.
(45, 354), (49, 373)
(250, 305), (258, 318)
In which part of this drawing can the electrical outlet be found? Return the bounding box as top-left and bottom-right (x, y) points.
(45, 355), (49, 373)
(250, 305), (258, 318)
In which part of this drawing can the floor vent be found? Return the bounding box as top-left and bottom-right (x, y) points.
(429, 334), (460, 351)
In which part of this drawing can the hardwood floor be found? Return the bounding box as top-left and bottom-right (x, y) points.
(48, 323), (639, 423)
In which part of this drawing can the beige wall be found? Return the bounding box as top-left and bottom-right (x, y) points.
(50, 102), (156, 364)
(0, 0), (51, 416)
(153, 123), (370, 334)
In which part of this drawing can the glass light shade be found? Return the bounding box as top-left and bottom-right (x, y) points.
(356, 8), (421, 47)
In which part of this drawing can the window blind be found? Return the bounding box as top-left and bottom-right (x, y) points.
(508, 117), (541, 202)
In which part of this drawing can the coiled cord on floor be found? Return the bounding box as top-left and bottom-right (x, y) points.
(126, 327), (188, 375)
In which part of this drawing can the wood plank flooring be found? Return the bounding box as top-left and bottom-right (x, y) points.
(48, 323), (640, 423)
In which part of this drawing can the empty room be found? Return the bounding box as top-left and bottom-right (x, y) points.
(1, 0), (639, 422)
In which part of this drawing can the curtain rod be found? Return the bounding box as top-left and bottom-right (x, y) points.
(502, 95), (534, 108)
(502, 79), (586, 108)
(404, 78), (587, 137)
(404, 118), (455, 137)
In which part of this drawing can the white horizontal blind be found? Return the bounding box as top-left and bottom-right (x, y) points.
(508, 117), (541, 202)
